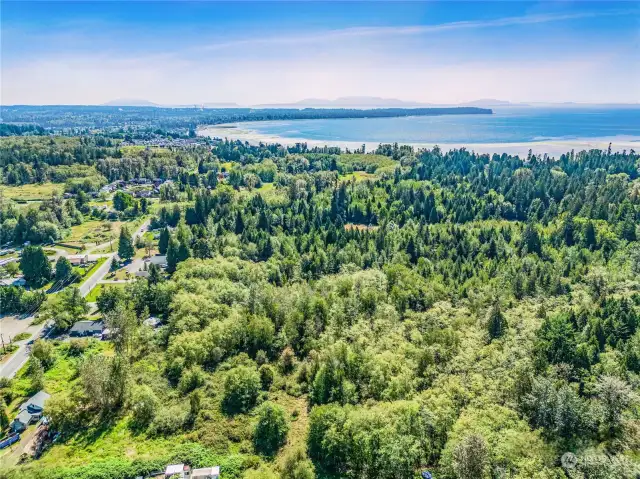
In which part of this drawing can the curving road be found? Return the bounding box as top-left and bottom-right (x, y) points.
(0, 220), (150, 379)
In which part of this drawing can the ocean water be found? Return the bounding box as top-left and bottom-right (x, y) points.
(236, 107), (640, 145)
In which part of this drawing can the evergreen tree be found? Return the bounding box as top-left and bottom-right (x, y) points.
(562, 215), (575, 246)
(235, 212), (245, 234)
(158, 227), (170, 255)
(522, 223), (541, 255)
(20, 246), (52, 287)
(55, 256), (73, 282)
(584, 220), (597, 250)
(177, 240), (191, 263)
(118, 226), (135, 261)
(487, 302), (508, 341)
(148, 263), (162, 284)
(166, 237), (180, 273)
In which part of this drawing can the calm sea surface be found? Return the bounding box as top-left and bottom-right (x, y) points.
(235, 107), (640, 144)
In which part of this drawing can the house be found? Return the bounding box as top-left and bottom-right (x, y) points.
(163, 464), (219, 479)
(67, 254), (89, 266)
(135, 190), (153, 198)
(165, 464), (190, 479)
(148, 255), (167, 266)
(10, 390), (50, 433)
(192, 467), (220, 479)
(0, 277), (26, 287)
(69, 320), (104, 337)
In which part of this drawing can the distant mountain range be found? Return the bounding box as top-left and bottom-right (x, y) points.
(102, 99), (241, 108)
(102, 98), (160, 107)
(100, 97), (637, 109)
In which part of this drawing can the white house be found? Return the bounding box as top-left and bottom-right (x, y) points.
(192, 467), (220, 479)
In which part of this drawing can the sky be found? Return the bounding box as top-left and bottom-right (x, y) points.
(1, 1), (639, 105)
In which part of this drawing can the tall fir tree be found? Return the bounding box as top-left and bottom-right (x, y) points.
(118, 226), (135, 261)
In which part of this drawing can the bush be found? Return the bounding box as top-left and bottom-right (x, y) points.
(130, 385), (159, 430)
(67, 338), (89, 356)
(178, 366), (205, 395)
(223, 366), (261, 414)
(253, 401), (289, 456)
(149, 405), (187, 436)
(281, 447), (316, 479)
(31, 339), (55, 369)
(259, 365), (274, 391)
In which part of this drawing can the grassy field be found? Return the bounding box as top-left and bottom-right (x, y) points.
(340, 171), (379, 182)
(0, 183), (64, 201)
(338, 153), (396, 170)
(65, 217), (146, 250)
(85, 282), (125, 302)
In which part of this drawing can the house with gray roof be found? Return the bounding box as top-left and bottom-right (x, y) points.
(10, 390), (50, 433)
(69, 320), (104, 337)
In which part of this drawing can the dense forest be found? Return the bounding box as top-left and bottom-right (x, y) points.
(0, 106), (491, 131)
(0, 132), (639, 479)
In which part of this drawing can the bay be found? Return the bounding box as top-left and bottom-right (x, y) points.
(200, 106), (640, 156)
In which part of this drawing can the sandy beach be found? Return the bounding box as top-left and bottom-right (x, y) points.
(198, 123), (640, 158)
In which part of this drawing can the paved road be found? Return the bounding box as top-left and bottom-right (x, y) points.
(0, 321), (52, 379)
(0, 221), (150, 379)
(78, 253), (115, 297)
(1, 250), (120, 379)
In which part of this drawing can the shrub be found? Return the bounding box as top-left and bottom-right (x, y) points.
(253, 402), (289, 456)
(259, 365), (274, 391)
(149, 405), (187, 436)
(223, 365), (261, 414)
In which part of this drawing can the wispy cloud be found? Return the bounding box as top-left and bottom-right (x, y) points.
(200, 9), (635, 52)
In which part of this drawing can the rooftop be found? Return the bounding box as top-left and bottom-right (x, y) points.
(21, 390), (51, 412)
(192, 466), (220, 478)
(69, 320), (104, 336)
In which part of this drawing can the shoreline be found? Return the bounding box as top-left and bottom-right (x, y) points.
(198, 123), (640, 158)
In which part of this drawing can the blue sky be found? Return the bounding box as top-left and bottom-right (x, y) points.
(1, 1), (638, 105)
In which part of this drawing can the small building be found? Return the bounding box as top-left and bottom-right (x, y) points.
(10, 390), (50, 433)
(192, 467), (220, 479)
(148, 255), (167, 266)
(69, 320), (104, 337)
(165, 464), (189, 479)
(0, 277), (26, 287)
(67, 254), (89, 266)
(10, 410), (33, 433)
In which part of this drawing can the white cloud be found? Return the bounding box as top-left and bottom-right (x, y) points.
(3, 48), (636, 105)
(2, 9), (638, 105)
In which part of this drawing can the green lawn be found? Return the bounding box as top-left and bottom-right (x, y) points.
(85, 282), (125, 302)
